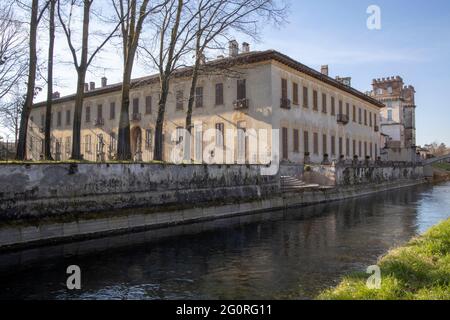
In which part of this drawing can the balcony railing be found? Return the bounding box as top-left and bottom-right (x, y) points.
(374, 125), (379, 132)
(233, 98), (249, 110)
(337, 114), (349, 125)
(95, 118), (104, 127)
(280, 98), (291, 109)
(132, 113), (142, 121)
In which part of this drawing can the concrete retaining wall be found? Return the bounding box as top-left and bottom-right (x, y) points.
(0, 163), (279, 220)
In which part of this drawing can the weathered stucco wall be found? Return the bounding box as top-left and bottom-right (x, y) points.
(0, 163), (279, 220)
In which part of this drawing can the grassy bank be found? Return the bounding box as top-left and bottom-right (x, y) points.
(434, 163), (450, 172)
(318, 218), (450, 300)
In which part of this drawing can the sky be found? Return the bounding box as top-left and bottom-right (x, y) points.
(3, 0), (449, 147)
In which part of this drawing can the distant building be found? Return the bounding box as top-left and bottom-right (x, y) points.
(370, 76), (417, 162)
(28, 42), (384, 164)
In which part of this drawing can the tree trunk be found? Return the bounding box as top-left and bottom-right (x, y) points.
(70, 1), (90, 160)
(184, 57), (200, 161)
(44, 0), (55, 160)
(117, 67), (133, 160)
(71, 70), (87, 160)
(15, 0), (39, 160)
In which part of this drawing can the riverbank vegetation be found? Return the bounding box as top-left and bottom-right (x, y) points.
(434, 163), (450, 172)
(318, 218), (450, 300)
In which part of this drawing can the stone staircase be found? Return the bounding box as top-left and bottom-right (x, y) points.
(281, 176), (321, 193)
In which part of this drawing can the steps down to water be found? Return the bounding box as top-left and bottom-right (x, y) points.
(281, 176), (321, 193)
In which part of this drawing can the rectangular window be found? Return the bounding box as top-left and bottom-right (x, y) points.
(215, 123), (224, 147)
(331, 96), (335, 115)
(302, 86), (308, 108)
(237, 79), (246, 100)
(364, 109), (367, 125)
(84, 135), (91, 153)
(282, 127), (288, 160)
(65, 136), (71, 155)
(145, 129), (152, 150)
(375, 144), (378, 158)
(293, 129), (299, 153)
(358, 108), (362, 124)
(145, 96), (152, 114)
(175, 127), (184, 145)
(85, 106), (91, 123)
(338, 100), (343, 114)
(195, 86), (203, 108)
(133, 98), (139, 114)
(281, 79), (288, 100)
(374, 113), (377, 127)
(322, 134), (327, 155)
(353, 140), (356, 157)
(110, 102), (115, 120)
(304, 131), (309, 153)
(313, 132), (319, 155)
(110, 132), (116, 152)
(370, 142), (373, 158)
(97, 104), (103, 120)
(369, 111), (372, 127)
(359, 141), (362, 157)
(387, 109), (393, 121)
(346, 103), (350, 117)
(66, 110), (71, 125)
(346, 138), (350, 157)
(331, 136), (336, 156)
(353, 105), (356, 122)
(322, 93), (327, 113)
(215, 83), (224, 105)
(293, 83), (299, 105)
(313, 90), (318, 111)
(339, 137), (343, 156)
(57, 111), (62, 127)
(364, 142), (368, 157)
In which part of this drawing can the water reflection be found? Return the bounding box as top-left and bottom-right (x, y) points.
(1, 182), (449, 300)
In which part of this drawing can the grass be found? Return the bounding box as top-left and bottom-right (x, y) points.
(433, 163), (450, 172)
(318, 218), (450, 300)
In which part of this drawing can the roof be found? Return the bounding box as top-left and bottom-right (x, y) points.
(33, 50), (385, 109)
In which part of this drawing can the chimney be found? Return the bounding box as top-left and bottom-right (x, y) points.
(89, 82), (95, 91)
(101, 77), (107, 87)
(229, 40), (239, 57)
(84, 83), (89, 92)
(52, 91), (60, 99)
(320, 65), (329, 76)
(242, 42), (250, 53)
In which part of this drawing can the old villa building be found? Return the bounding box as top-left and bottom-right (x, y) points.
(370, 76), (417, 162)
(28, 41), (384, 164)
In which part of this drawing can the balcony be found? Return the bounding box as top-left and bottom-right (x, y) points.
(132, 113), (142, 122)
(233, 98), (249, 110)
(336, 114), (349, 125)
(280, 98), (291, 109)
(374, 125), (379, 132)
(95, 118), (104, 127)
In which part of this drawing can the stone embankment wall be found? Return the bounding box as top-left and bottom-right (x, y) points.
(0, 163), (279, 220)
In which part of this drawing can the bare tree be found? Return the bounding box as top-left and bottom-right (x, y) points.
(112, 0), (166, 160)
(142, 0), (199, 161)
(44, 0), (56, 160)
(0, 5), (28, 101)
(0, 86), (26, 149)
(15, 0), (50, 160)
(58, 0), (122, 160)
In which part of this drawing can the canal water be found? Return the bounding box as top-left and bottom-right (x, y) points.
(1, 182), (450, 300)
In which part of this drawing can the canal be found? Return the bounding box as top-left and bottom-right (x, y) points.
(1, 182), (450, 300)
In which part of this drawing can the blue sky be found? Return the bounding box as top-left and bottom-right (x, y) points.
(21, 0), (449, 146)
(250, 0), (450, 146)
